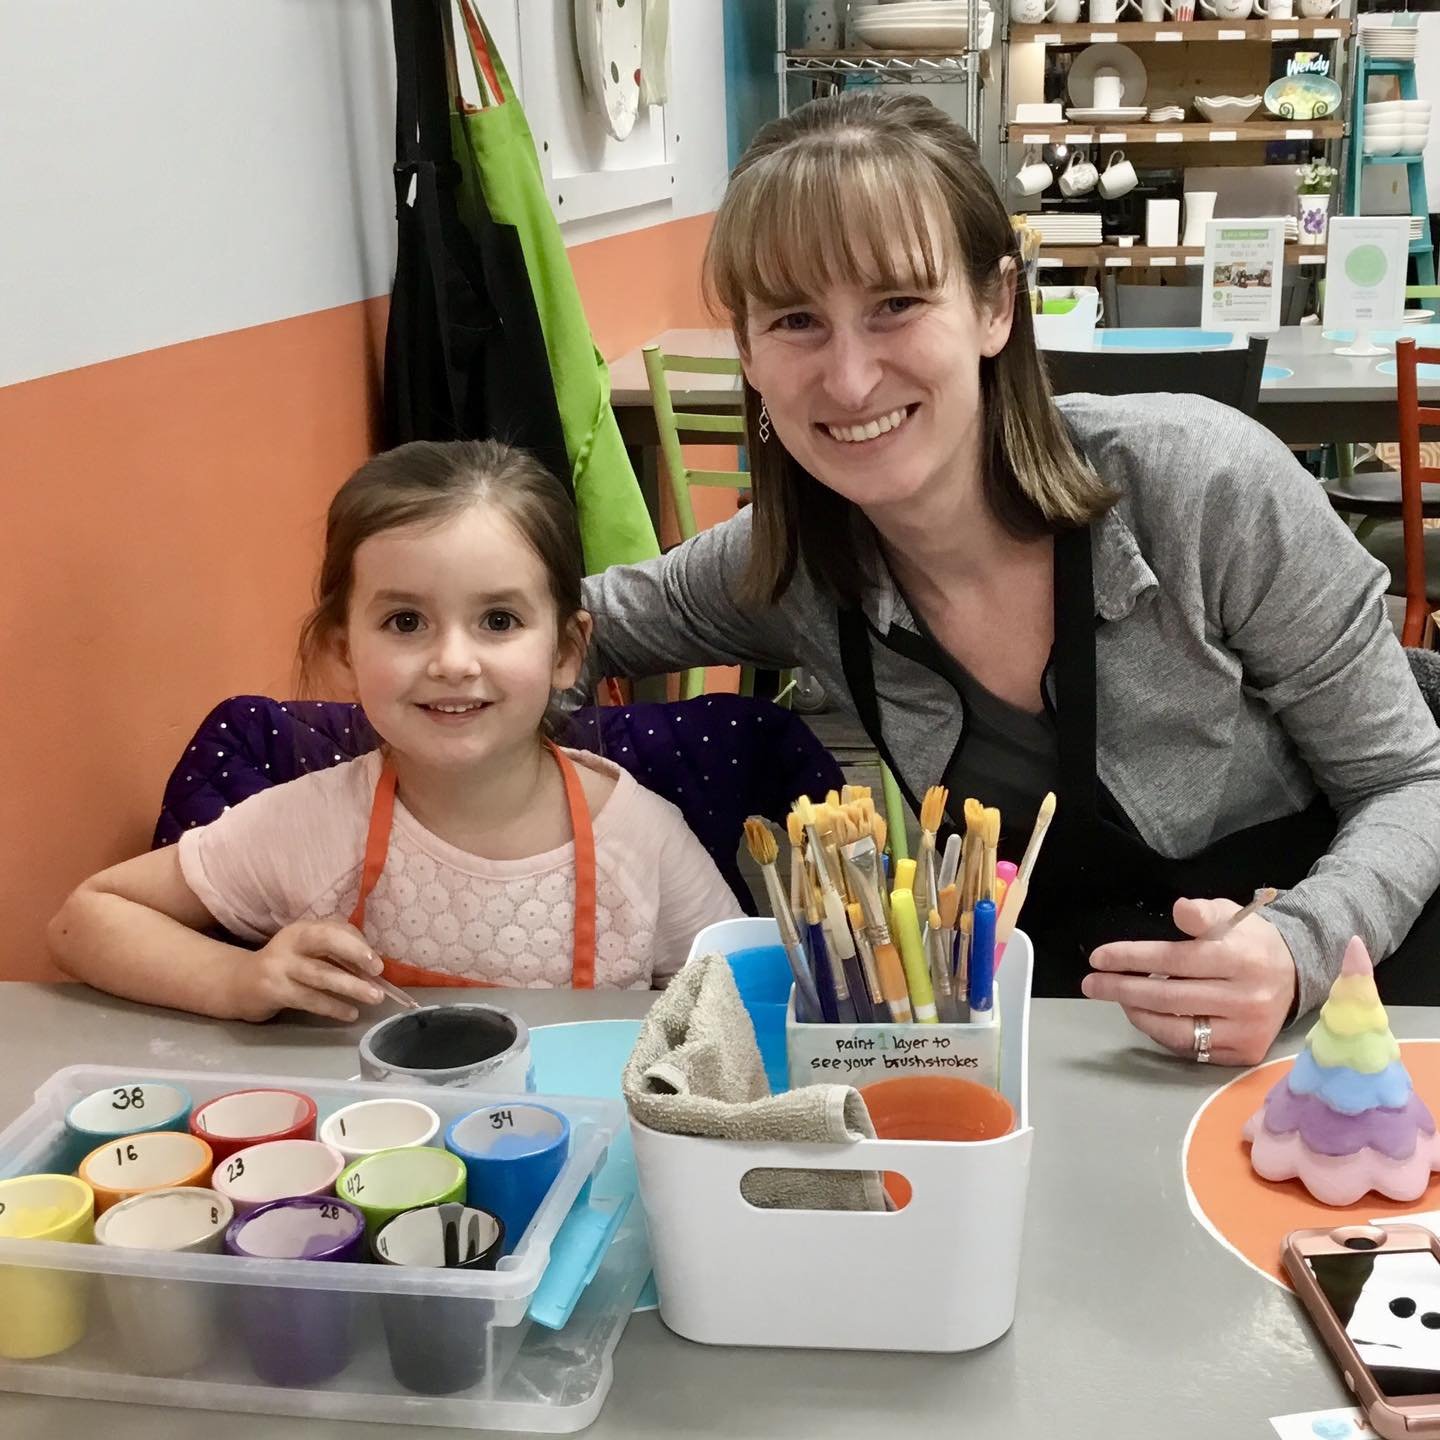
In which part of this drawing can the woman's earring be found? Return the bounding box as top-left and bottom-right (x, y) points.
(758, 400), (771, 445)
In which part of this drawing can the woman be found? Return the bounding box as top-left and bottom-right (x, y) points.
(582, 93), (1440, 1066)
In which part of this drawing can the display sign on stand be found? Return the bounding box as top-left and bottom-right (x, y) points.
(1200, 220), (1287, 333)
(1321, 216), (1410, 358)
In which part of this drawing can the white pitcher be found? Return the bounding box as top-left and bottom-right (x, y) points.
(1199, 0), (1254, 17)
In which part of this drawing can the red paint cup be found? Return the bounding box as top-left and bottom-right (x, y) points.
(189, 1089), (318, 1165)
(859, 1075), (1016, 1208)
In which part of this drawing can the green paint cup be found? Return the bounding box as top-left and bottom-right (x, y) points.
(335, 1146), (466, 1238)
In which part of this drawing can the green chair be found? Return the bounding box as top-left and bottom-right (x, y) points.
(642, 344), (751, 700)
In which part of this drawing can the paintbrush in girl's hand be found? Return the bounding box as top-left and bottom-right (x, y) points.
(744, 818), (824, 1022)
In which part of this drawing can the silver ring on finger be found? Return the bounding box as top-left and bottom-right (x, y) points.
(1193, 1016), (1213, 1065)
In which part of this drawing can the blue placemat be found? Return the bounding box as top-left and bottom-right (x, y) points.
(1262, 365), (1294, 383)
(530, 1019), (656, 1311)
(1095, 328), (1235, 350)
(1376, 358), (1440, 382)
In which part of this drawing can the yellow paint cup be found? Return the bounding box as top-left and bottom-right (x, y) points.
(0, 1173), (96, 1359)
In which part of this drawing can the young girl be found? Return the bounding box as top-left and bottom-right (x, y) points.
(50, 440), (742, 1021)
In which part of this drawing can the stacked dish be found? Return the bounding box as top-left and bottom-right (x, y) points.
(1148, 105), (1185, 123)
(1031, 213), (1104, 245)
(850, 2), (993, 50)
(1359, 20), (1420, 62)
(1363, 100), (1431, 158)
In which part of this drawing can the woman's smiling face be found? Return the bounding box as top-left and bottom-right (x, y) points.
(740, 252), (1014, 516)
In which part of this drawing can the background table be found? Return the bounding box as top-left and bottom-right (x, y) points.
(609, 325), (1440, 451)
(0, 980), (1401, 1439)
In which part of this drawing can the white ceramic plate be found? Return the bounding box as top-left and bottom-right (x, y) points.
(1064, 107), (1149, 122)
(574, 0), (643, 141)
(1067, 43), (1147, 109)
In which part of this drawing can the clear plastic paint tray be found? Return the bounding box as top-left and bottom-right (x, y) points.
(0, 1066), (647, 1432)
(633, 919), (1034, 1352)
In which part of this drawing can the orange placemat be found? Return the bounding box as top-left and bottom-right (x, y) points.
(1185, 1040), (1440, 1286)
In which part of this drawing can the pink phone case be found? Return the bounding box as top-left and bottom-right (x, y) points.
(1285, 1224), (1440, 1440)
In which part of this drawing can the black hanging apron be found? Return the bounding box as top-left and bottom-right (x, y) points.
(840, 526), (1343, 1000)
(383, 0), (569, 485)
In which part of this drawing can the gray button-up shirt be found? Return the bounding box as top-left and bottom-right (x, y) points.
(582, 392), (1440, 1015)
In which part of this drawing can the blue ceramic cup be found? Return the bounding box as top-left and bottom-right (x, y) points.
(58, 1081), (192, 1173)
(445, 1104), (569, 1255)
(726, 945), (794, 1094)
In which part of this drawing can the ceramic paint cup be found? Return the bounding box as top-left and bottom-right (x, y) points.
(319, 1097), (441, 1164)
(859, 1075), (1016, 1208)
(0, 1174), (95, 1359)
(212, 1138), (346, 1219)
(373, 1203), (506, 1395)
(445, 1104), (570, 1255)
(58, 1081), (192, 1173)
(78, 1130), (214, 1214)
(337, 1145), (467, 1238)
(189, 1088), (318, 1165)
(359, 1004), (533, 1094)
(225, 1195), (367, 1386)
(94, 1186), (232, 1376)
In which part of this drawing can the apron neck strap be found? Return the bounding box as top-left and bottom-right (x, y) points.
(348, 746), (598, 988)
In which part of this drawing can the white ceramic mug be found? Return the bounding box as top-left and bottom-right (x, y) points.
(1141, 0), (1170, 19)
(1011, 0), (1055, 22)
(1092, 67), (1123, 111)
(1201, 0), (1254, 17)
(1090, 0), (1121, 20)
(1099, 150), (1138, 199)
(1058, 151), (1099, 197)
(1298, 0), (1338, 14)
(1053, 0), (1082, 21)
(1254, 0), (1294, 15)
(1014, 157), (1054, 196)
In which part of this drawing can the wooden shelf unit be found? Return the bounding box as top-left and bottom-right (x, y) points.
(1010, 19), (1352, 44)
(1036, 242), (1327, 266)
(1008, 121), (1344, 144)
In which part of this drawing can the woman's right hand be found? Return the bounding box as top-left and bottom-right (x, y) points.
(228, 920), (387, 1023)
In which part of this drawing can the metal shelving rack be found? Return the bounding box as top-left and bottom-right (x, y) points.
(776, 1), (985, 138)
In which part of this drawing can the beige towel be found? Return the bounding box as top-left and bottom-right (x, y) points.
(624, 953), (885, 1211)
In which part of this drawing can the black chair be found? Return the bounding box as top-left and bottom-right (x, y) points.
(1044, 334), (1269, 417)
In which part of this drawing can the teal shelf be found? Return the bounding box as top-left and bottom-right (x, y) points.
(1363, 154), (1427, 166)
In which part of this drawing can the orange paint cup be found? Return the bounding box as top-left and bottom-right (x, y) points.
(859, 1075), (1016, 1208)
(78, 1130), (214, 1214)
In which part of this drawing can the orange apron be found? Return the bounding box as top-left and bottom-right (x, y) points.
(348, 743), (596, 989)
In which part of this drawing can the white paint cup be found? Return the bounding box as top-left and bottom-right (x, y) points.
(1099, 150), (1138, 199)
(212, 1139), (346, 1219)
(94, 1187), (232, 1376)
(1014, 159), (1054, 196)
(1092, 67), (1123, 111)
(319, 1099), (441, 1163)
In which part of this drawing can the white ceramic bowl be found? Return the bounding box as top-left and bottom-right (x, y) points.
(1367, 100), (1429, 118)
(1364, 135), (1403, 156)
(1364, 120), (1414, 135)
(1195, 96), (1262, 124)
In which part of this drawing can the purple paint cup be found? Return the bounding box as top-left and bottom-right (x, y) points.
(224, 1195), (366, 1386)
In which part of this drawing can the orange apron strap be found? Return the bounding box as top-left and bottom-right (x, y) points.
(351, 747), (598, 989)
(348, 760), (398, 933)
(550, 742), (598, 990)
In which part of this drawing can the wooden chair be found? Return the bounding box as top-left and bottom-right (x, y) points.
(1044, 334), (1268, 416)
(642, 343), (750, 700)
(1363, 337), (1440, 646)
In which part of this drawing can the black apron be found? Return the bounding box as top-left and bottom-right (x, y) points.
(839, 525), (1440, 1003)
(383, 0), (569, 484)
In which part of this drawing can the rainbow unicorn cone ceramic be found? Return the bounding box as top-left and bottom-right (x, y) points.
(1243, 937), (1440, 1206)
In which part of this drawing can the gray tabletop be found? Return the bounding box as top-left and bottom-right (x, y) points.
(2, 981), (1413, 1439)
(609, 325), (1440, 445)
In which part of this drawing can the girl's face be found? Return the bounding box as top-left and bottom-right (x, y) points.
(741, 258), (1014, 518)
(339, 504), (587, 775)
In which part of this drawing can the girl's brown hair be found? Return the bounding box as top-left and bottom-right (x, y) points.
(298, 440), (585, 730)
(703, 91), (1114, 607)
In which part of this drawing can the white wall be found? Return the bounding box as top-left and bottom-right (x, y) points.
(0, 0), (731, 389)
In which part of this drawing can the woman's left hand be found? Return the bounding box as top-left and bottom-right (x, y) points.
(1080, 897), (1298, 1067)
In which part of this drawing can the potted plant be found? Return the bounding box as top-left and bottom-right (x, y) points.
(1297, 161), (1337, 245)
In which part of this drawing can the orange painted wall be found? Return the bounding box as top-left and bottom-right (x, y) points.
(2, 212), (716, 981)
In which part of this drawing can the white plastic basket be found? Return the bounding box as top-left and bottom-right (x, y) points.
(636, 922), (1034, 1351)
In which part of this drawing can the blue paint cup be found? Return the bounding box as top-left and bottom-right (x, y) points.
(445, 1104), (569, 1255)
(726, 945), (793, 1095)
(58, 1082), (192, 1173)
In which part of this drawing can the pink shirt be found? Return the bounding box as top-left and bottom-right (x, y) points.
(177, 749), (742, 988)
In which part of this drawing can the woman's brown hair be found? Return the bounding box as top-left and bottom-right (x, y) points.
(703, 91), (1113, 607)
(297, 440), (585, 732)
